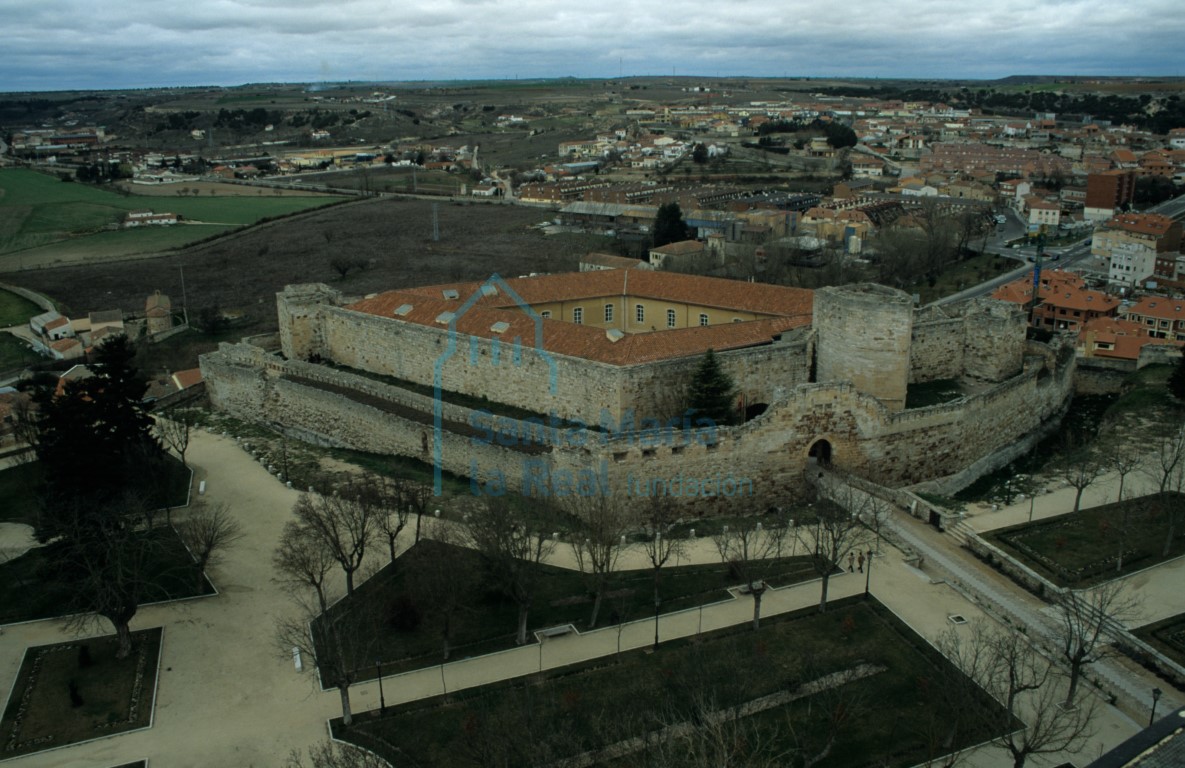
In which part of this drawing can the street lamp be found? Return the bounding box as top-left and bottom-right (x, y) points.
(375, 658), (386, 714)
(1150, 687), (1163, 727)
(864, 549), (873, 597)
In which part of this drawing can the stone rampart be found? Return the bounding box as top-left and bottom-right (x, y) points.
(277, 287), (812, 426)
(815, 284), (912, 411)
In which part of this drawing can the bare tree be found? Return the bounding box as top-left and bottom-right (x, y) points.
(1056, 453), (1106, 514)
(1053, 582), (1141, 707)
(640, 495), (687, 648)
(293, 478), (380, 595)
(57, 495), (167, 659)
(939, 621), (1098, 768)
(175, 502), (243, 591)
(566, 492), (632, 629)
(410, 521), (476, 661)
(1110, 452), (1142, 505)
(274, 519), (336, 614)
(465, 496), (555, 645)
(800, 493), (870, 613)
(374, 477), (411, 563)
(712, 514), (791, 629)
(275, 590), (379, 727)
(1144, 429), (1185, 557)
(629, 691), (793, 768)
(285, 740), (389, 768)
(1144, 427), (1185, 495)
(155, 409), (195, 468)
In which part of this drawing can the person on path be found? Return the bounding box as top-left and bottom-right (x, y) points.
(858, 552), (865, 573)
(848, 552), (855, 572)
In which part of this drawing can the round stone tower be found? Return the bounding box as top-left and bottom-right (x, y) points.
(814, 284), (913, 411)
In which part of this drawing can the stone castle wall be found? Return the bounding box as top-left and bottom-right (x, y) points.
(202, 328), (1076, 515)
(276, 286), (813, 425)
(814, 284), (913, 411)
(909, 299), (1026, 385)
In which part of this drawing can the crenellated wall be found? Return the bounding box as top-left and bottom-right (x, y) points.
(276, 285), (813, 426)
(202, 327), (1076, 515)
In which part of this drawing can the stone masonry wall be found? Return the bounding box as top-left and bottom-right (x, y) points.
(909, 316), (965, 383)
(278, 285), (812, 426)
(815, 284), (913, 411)
(201, 330), (1075, 516)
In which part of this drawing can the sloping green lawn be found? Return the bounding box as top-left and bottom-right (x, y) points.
(0, 289), (46, 326)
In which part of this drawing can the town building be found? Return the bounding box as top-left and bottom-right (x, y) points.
(1092, 213), (1183, 290)
(1084, 170), (1136, 223)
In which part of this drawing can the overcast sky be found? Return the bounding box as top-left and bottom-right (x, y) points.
(3, 0), (1182, 91)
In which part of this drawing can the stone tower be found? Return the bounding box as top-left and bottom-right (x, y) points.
(814, 284), (913, 411)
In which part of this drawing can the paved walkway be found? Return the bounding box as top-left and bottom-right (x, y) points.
(884, 509), (1181, 716)
(0, 430), (1165, 767)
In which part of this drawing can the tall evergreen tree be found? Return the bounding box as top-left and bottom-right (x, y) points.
(687, 349), (736, 425)
(34, 335), (160, 539)
(652, 202), (689, 249)
(31, 335), (173, 658)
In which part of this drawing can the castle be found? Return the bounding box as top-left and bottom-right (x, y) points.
(200, 269), (1076, 514)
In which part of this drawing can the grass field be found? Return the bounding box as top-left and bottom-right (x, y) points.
(1134, 612), (1185, 671)
(0, 288), (43, 326)
(989, 492), (1185, 586)
(0, 332), (41, 372)
(0, 628), (161, 760)
(0, 197), (587, 342)
(0, 526), (212, 626)
(315, 539), (830, 683)
(337, 597), (1003, 768)
(0, 168), (342, 260)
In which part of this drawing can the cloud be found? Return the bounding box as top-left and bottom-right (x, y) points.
(0, 0), (1182, 89)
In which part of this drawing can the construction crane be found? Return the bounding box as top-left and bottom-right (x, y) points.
(1027, 225), (1047, 324)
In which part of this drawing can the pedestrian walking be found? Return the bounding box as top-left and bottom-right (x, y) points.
(858, 552), (865, 573)
(848, 552), (855, 571)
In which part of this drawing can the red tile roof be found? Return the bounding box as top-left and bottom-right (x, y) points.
(347, 272), (813, 366)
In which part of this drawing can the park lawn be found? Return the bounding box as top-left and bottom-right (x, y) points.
(315, 539), (829, 683)
(336, 597), (1004, 768)
(0, 628), (161, 760)
(988, 492), (1185, 587)
(0, 332), (42, 372)
(0, 288), (43, 326)
(1133, 612), (1185, 672)
(0, 527), (213, 626)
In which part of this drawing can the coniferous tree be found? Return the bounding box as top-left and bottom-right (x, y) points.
(30, 335), (174, 658)
(687, 349), (736, 425)
(652, 202), (689, 249)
